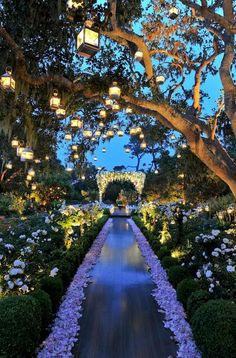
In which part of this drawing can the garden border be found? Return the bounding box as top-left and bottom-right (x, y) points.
(37, 218), (112, 358)
(128, 218), (201, 358)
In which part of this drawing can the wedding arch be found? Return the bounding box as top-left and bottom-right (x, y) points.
(96, 171), (146, 203)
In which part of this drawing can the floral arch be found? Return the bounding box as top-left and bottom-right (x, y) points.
(96, 171), (146, 203)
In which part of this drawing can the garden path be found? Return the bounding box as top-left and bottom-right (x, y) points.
(73, 218), (177, 358)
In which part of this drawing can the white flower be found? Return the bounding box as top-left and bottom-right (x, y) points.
(7, 281), (14, 289)
(226, 265), (235, 273)
(223, 238), (229, 244)
(49, 267), (59, 277)
(205, 270), (213, 278)
(211, 229), (220, 236)
(45, 217), (50, 224)
(20, 284), (29, 293)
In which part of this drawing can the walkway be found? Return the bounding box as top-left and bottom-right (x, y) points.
(73, 218), (177, 358)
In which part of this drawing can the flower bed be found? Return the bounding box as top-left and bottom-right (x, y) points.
(129, 219), (201, 358)
(38, 218), (112, 357)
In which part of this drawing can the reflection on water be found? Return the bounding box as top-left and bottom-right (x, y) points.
(74, 218), (177, 358)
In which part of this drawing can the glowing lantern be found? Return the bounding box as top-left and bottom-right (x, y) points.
(107, 129), (114, 138)
(170, 134), (176, 140)
(31, 183), (37, 191)
(66, 163), (74, 172)
(5, 161), (12, 169)
(26, 174), (32, 181)
(178, 173), (184, 179)
(99, 121), (105, 128)
(126, 107), (133, 114)
(71, 144), (78, 151)
(95, 130), (101, 137)
(97, 166), (102, 171)
(117, 129), (124, 137)
(109, 82), (121, 100)
(112, 103), (120, 112)
(21, 147), (34, 161)
(17, 146), (24, 157)
(155, 169), (159, 174)
(45, 156), (50, 161)
(83, 130), (92, 138)
(139, 133), (144, 140)
(65, 132), (72, 141)
(77, 26), (100, 58)
(177, 154), (181, 159)
(91, 137), (96, 141)
(93, 156), (98, 161)
(50, 90), (61, 110)
(11, 138), (19, 148)
(73, 152), (79, 159)
(34, 159), (41, 164)
(105, 98), (113, 108)
(140, 141), (147, 149)
(28, 168), (35, 177)
(99, 110), (107, 119)
(81, 175), (85, 180)
(56, 106), (66, 119)
(181, 143), (187, 149)
(134, 51), (143, 61)
(102, 134), (107, 139)
(136, 127), (142, 134)
(102, 147), (106, 153)
(0, 67), (15, 92)
(130, 127), (137, 136)
(169, 7), (179, 19)
(125, 146), (131, 153)
(70, 116), (83, 129)
(156, 75), (165, 85)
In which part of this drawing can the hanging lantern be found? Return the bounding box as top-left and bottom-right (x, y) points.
(98, 121), (105, 128)
(112, 103), (120, 112)
(67, 0), (83, 21)
(73, 152), (79, 159)
(102, 134), (107, 139)
(95, 130), (101, 137)
(28, 168), (35, 177)
(156, 75), (165, 85)
(56, 106), (66, 119)
(97, 166), (102, 171)
(77, 26), (100, 58)
(177, 154), (181, 158)
(91, 137), (96, 142)
(66, 163), (74, 172)
(134, 51), (143, 61)
(102, 147), (106, 153)
(130, 127), (137, 136)
(17, 146), (24, 157)
(21, 147), (34, 161)
(26, 174), (32, 181)
(83, 130), (92, 138)
(109, 82), (121, 100)
(11, 138), (19, 148)
(50, 90), (61, 111)
(5, 161), (12, 169)
(178, 173), (184, 179)
(31, 183), (37, 191)
(117, 129), (124, 137)
(45, 155), (50, 161)
(34, 159), (41, 164)
(107, 129), (114, 138)
(136, 127), (142, 134)
(140, 141), (147, 149)
(65, 132), (72, 141)
(81, 175), (85, 180)
(169, 7), (179, 19)
(71, 144), (78, 151)
(105, 98), (113, 108)
(125, 146), (131, 153)
(139, 133), (144, 140)
(181, 143), (187, 149)
(70, 116), (83, 129)
(99, 110), (107, 119)
(0, 67), (15, 92)
(93, 156), (98, 161)
(170, 134), (176, 140)
(126, 107), (133, 114)
(154, 169), (159, 174)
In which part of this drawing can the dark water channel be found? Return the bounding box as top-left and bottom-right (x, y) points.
(73, 218), (177, 358)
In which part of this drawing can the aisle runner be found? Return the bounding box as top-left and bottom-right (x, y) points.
(38, 219), (112, 358)
(128, 219), (201, 358)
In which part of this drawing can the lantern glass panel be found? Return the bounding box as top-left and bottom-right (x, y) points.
(109, 82), (121, 100)
(50, 91), (61, 110)
(95, 130), (101, 137)
(77, 27), (100, 58)
(56, 107), (66, 118)
(21, 147), (34, 161)
(0, 69), (15, 92)
(11, 139), (19, 148)
(65, 133), (72, 141)
(83, 130), (92, 138)
(70, 117), (83, 128)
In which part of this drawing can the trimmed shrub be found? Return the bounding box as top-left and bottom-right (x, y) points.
(40, 276), (64, 311)
(177, 278), (199, 308)
(31, 289), (53, 332)
(186, 289), (210, 319)
(191, 300), (236, 358)
(167, 265), (191, 288)
(0, 295), (41, 358)
(161, 256), (178, 269)
(157, 246), (170, 260)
